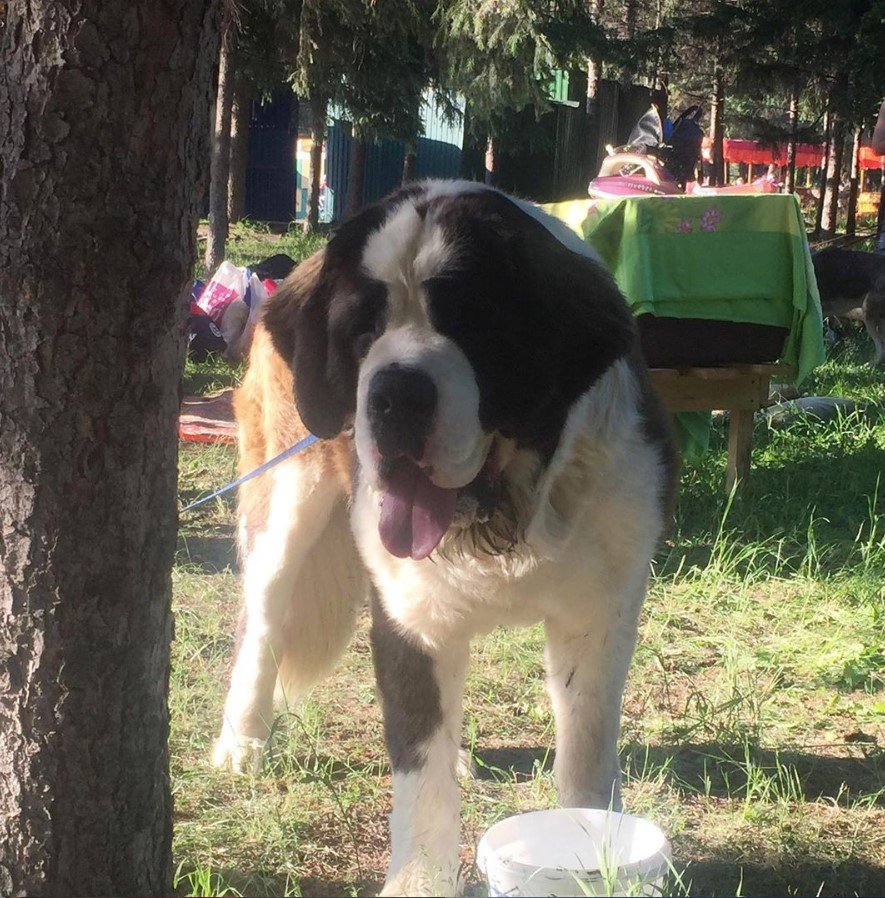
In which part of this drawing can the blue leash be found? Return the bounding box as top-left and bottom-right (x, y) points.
(180, 433), (320, 513)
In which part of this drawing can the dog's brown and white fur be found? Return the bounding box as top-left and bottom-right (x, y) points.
(212, 181), (679, 896)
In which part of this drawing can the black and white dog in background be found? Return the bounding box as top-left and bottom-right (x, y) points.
(213, 180), (679, 896)
(813, 248), (885, 365)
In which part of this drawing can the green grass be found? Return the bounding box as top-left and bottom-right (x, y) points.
(197, 219), (326, 281)
(172, 314), (884, 895)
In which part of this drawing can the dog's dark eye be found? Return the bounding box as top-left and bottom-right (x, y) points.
(354, 332), (375, 359)
(423, 275), (457, 293)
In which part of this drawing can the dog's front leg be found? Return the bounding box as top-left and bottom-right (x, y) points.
(544, 585), (646, 811)
(370, 592), (468, 897)
(213, 469), (342, 773)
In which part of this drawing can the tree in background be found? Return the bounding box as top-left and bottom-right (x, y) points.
(226, 0), (304, 224)
(203, 0), (885, 237)
(291, 0), (357, 229)
(439, 0), (606, 183)
(205, 0), (303, 260)
(0, 0), (220, 893)
(205, 9), (236, 275)
(662, 1), (761, 185)
(639, 0), (885, 236)
(292, 0), (437, 221)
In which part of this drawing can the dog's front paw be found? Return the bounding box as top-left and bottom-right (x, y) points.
(380, 861), (460, 897)
(456, 747), (477, 780)
(211, 729), (266, 773)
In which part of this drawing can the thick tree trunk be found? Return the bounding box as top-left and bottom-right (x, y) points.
(814, 109), (831, 238)
(710, 64), (726, 186)
(845, 126), (861, 237)
(785, 87), (799, 194)
(205, 24), (235, 275)
(484, 135), (498, 186)
(307, 94), (327, 232)
(345, 130), (367, 218)
(0, 2), (220, 896)
(821, 111), (846, 238)
(228, 74), (254, 224)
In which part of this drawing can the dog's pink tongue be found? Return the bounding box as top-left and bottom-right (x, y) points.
(379, 458), (457, 560)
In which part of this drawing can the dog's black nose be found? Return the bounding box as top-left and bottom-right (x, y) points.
(367, 364), (437, 460)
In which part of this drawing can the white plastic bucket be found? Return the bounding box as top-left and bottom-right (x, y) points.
(476, 808), (670, 897)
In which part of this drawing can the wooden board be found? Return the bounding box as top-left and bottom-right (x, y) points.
(648, 364), (793, 492)
(649, 364), (791, 413)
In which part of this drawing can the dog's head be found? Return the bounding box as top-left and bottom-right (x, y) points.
(265, 182), (635, 560)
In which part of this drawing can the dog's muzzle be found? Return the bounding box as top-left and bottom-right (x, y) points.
(367, 363), (437, 463)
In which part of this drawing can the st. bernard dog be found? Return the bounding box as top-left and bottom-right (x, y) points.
(212, 180), (679, 896)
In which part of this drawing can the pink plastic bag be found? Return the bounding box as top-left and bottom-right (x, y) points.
(197, 261), (247, 323)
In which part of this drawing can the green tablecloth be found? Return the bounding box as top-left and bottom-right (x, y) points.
(543, 194), (826, 456)
(545, 194), (824, 382)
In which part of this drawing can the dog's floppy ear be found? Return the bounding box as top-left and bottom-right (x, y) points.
(263, 250), (352, 438)
(263, 204), (389, 438)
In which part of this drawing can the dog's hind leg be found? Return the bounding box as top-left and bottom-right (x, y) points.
(213, 462), (363, 772)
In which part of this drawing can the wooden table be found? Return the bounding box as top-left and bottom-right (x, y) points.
(649, 364), (792, 493)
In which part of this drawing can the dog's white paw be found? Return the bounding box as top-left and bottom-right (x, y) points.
(211, 730), (266, 773)
(456, 747), (477, 779)
(379, 864), (460, 898)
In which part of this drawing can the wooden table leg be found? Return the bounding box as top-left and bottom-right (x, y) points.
(726, 409), (754, 493)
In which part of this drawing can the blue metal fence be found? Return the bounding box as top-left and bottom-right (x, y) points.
(244, 89), (297, 222)
(245, 89), (465, 223)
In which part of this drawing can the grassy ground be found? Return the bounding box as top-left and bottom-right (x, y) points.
(174, 256), (884, 894)
(197, 219), (326, 281)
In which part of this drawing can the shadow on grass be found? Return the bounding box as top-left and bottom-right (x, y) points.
(174, 866), (381, 898)
(472, 745), (552, 781)
(175, 837), (884, 898)
(676, 857), (885, 898)
(296, 875), (382, 897)
(176, 533), (238, 573)
(181, 355), (242, 397)
(473, 742), (885, 807)
(624, 742), (885, 807)
(261, 747), (387, 784)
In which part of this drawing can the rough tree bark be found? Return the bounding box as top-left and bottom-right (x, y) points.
(205, 18), (235, 275)
(821, 110), (846, 238)
(345, 129), (367, 218)
(228, 73), (254, 225)
(307, 94), (327, 232)
(0, 1), (220, 895)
